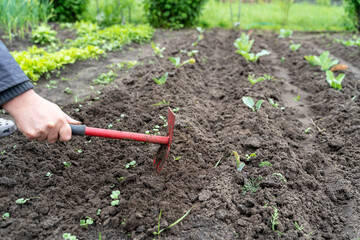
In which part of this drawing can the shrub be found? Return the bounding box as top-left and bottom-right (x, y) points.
(143, 0), (207, 29)
(52, 0), (88, 22)
(344, 0), (360, 30)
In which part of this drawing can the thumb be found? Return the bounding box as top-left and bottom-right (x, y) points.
(65, 114), (81, 125)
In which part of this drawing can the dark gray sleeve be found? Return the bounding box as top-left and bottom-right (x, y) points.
(0, 40), (33, 105)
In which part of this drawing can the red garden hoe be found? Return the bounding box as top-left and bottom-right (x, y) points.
(70, 108), (175, 172)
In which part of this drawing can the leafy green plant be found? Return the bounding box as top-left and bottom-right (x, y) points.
(31, 24), (58, 45)
(152, 100), (170, 106)
(241, 176), (262, 195)
(173, 156), (182, 161)
(242, 97), (264, 112)
(281, 57), (286, 63)
(305, 127), (312, 133)
(125, 161), (136, 169)
(97, 209), (101, 215)
(268, 98), (279, 108)
(1, 150), (6, 155)
(93, 71), (118, 85)
(232, 151), (245, 172)
(278, 28), (293, 38)
(16, 198), (30, 205)
(153, 72), (169, 85)
(273, 173), (287, 182)
(2, 212), (10, 220)
(290, 43), (301, 51)
(238, 50), (271, 62)
(46, 172), (53, 177)
(234, 33), (254, 53)
(271, 207), (280, 231)
(259, 161), (272, 167)
(80, 217), (94, 229)
(63, 162), (71, 168)
(12, 45), (105, 81)
(293, 94), (300, 101)
(169, 57), (196, 67)
(343, 0), (360, 31)
(294, 221), (304, 231)
(153, 207), (193, 238)
(326, 70), (345, 90)
(64, 87), (74, 95)
(63, 233), (78, 240)
(143, 0), (207, 29)
(304, 51), (339, 71)
(245, 152), (256, 161)
(248, 74), (273, 84)
(110, 190), (120, 206)
(151, 42), (166, 58)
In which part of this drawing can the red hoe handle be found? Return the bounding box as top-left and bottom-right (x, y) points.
(70, 108), (175, 172)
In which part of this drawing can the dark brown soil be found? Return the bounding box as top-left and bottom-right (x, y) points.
(0, 29), (359, 240)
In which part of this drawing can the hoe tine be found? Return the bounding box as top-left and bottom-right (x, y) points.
(153, 108), (175, 172)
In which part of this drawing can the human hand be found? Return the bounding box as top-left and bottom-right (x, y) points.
(2, 90), (80, 143)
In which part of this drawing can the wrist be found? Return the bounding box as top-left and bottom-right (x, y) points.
(2, 89), (37, 115)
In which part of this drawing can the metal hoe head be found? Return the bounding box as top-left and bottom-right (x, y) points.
(153, 108), (175, 172)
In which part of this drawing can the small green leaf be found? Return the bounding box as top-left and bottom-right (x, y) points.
(256, 100), (264, 110)
(242, 97), (255, 111)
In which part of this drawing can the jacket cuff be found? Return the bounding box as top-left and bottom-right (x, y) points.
(0, 81), (34, 106)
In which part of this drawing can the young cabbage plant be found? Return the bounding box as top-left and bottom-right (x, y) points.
(289, 43), (301, 51)
(169, 57), (195, 67)
(248, 74), (273, 85)
(80, 217), (94, 229)
(278, 29), (293, 38)
(234, 33), (254, 53)
(152, 72), (168, 85)
(304, 51), (338, 71)
(151, 42), (166, 58)
(237, 50), (271, 62)
(326, 70), (345, 90)
(110, 190), (120, 206)
(63, 233), (78, 240)
(242, 97), (264, 111)
(231, 151), (245, 172)
(268, 98), (279, 108)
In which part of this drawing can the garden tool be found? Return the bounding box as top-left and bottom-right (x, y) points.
(71, 108), (175, 172)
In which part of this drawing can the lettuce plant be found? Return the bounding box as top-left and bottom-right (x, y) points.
(153, 72), (168, 85)
(289, 43), (301, 51)
(31, 24), (58, 45)
(248, 74), (273, 84)
(304, 51), (338, 71)
(80, 217), (94, 229)
(326, 70), (345, 90)
(234, 33), (254, 53)
(110, 190), (120, 206)
(169, 57), (195, 67)
(151, 42), (165, 58)
(278, 29), (293, 38)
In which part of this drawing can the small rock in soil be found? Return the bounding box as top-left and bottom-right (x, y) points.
(328, 138), (345, 150)
(198, 189), (213, 201)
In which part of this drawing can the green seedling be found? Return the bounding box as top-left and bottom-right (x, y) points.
(99, 232), (102, 240)
(245, 152), (256, 161)
(214, 154), (223, 168)
(241, 176), (262, 195)
(259, 161), (272, 167)
(294, 221), (304, 231)
(125, 161), (136, 169)
(97, 209), (101, 215)
(237, 50), (271, 62)
(12, 145), (17, 149)
(172, 107), (180, 112)
(152, 100), (170, 106)
(45, 80), (58, 89)
(232, 151), (245, 172)
(304, 51), (338, 71)
(196, 26), (205, 34)
(294, 94), (300, 101)
(234, 33), (254, 53)
(1, 150), (6, 155)
(153, 72), (168, 85)
(63, 162), (71, 168)
(118, 177), (124, 181)
(46, 172), (53, 177)
(116, 60), (139, 70)
(268, 98), (279, 108)
(326, 70), (345, 90)
(63, 233), (78, 240)
(281, 57), (285, 63)
(108, 124), (113, 129)
(278, 28), (293, 38)
(111, 190), (120, 206)
(290, 43), (301, 51)
(16, 198), (30, 205)
(64, 87), (74, 95)
(2, 212), (10, 220)
(151, 42), (166, 58)
(153, 207), (193, 238)
(242, 97), (264, 112)
(271, 207), (280, 231)
(273, 173), (287, 182)
(109, 184), (115, 189)
(159, 115), (168, 127)
(248, 74), (273, 84)
(173, 156), (182, 161)
(305, 127), (312, 133)
(93, 70), (118, 85)
(169, 57), (196, 67)
(351, 95), (357, 101)
(80, 217), (94, 229)
(187, 50), (198, 57)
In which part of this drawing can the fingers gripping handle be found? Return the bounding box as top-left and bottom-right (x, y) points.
(70, 124), (86, 136)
